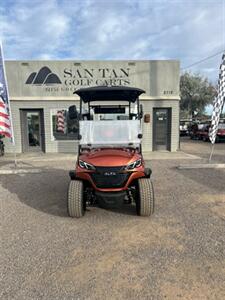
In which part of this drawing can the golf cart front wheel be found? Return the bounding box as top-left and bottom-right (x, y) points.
(136, 178), (154, 217)
(67, 180), (85, 218)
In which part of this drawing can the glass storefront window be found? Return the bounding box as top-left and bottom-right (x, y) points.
(52, 109), (79, 140)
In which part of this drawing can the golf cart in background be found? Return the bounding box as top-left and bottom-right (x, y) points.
(67, 86), (155, 218)
(189, 121), (225, 142)
(180, 119), (191, 136)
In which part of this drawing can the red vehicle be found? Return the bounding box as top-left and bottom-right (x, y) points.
(198, 123), (210, 141)
(67, 86), (155, 218)
(202, 123), (225, 142)
(189, 123), (209, 140)
(190, 122), (225, 142)
(215, 123), (225, 142)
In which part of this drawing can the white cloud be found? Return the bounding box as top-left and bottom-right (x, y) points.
(0, 0), (70, 58)
(0, 0), (224, 81)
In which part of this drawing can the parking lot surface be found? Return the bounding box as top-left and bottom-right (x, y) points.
(181, 136), (225, 163)
(1, 139), (225, 300)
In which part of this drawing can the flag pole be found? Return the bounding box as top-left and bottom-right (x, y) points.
(209, 99), (224, 162)
(209, 143), (215, 162)
(0, 41), (17, 168)
(208, 53), (225, 163)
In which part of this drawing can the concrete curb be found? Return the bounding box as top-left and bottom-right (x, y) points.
(1, 151), (201, 162)
(177, 164), (225, 169)
(0, 169), (42, 175)
(0, 156), (77, 162)
(143, 151), (200, 160)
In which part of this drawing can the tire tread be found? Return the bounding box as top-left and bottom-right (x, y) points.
(67, 180), (84, 218)
(137, 178), (154, 216)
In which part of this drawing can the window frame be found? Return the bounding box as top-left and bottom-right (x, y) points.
(50, 108), (79, 141)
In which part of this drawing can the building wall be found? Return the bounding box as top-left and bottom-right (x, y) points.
(4, 98), (180, 153)
(4, 100), (80, 153)
(4, 60), (180, 154)
(5, 60), (180, 99)
(141, 100), (180, 152)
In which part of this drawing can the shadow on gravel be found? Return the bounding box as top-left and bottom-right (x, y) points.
(176, 168), (225, 192)
(0, 167), (138, 217)
(100, 204), (137, 216)
(0, 168), (69, 217)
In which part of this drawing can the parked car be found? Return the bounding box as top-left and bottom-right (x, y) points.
(216, 123), (225, 142)
(190, 122), (225, 142)
(189, 123), (209, 140)
(202, 123), (225, 142)
(197, 124), (210, 141)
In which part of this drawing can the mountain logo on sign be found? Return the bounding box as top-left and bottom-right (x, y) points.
(25, 66), (61, 85)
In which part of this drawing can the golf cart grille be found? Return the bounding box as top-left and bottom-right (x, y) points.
(91, 166), (129, 188)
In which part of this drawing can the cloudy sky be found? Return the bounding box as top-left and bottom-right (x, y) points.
(0, 0), (224, 84)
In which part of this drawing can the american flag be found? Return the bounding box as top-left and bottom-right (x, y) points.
(57, 110), (65, 133)
(0, 92), (11, 137)
(0, 43), (13, 140)
(209, 53), (225, 144)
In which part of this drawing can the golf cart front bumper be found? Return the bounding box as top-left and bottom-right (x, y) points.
(69, 168), (152, 190)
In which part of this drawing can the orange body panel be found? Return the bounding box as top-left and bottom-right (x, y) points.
(78, 148), (141, 166)
(75, 148), (145, 192)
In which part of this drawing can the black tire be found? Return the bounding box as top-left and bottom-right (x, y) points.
(67, 180), (85, 218)
(136, 178), (154, 217)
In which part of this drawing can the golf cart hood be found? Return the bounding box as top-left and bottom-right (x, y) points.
(79, 148), (141, 167)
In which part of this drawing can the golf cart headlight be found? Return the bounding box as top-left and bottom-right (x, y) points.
(126, 159), (142, 170)
(79, 160), (95, 170)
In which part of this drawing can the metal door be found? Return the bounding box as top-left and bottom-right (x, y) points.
(153, 108), (171, 151)
(20, 109), (45, 152)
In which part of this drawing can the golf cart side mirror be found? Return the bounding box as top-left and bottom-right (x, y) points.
(140, 104), (143, 119)
(68, 105), (78, 120)
(138, 133), (143, 139)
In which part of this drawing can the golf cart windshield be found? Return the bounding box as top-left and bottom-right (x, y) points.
(80, 120), (141, 147)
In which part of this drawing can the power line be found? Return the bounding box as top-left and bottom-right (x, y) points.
(182, 49), (225, 70)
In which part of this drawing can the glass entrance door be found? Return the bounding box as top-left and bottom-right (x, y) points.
(21, 109), (45, 152)
(27, 112), (41, 151)
(153, 108), (171, 151)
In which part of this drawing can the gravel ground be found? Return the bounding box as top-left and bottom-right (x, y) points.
(180, 136), (225, 163)
(1, 140), (225, 300)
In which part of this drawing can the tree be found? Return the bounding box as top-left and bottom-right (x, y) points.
(180, 72), (217, 118)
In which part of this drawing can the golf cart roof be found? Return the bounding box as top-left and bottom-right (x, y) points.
(74, 86), (145, 103)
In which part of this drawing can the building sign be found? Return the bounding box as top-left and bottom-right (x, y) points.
(25, 65), (132, 93)
(25, 66), (61, 85)
(5, 60), (180, 98)
(64, 67), (130, 87)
